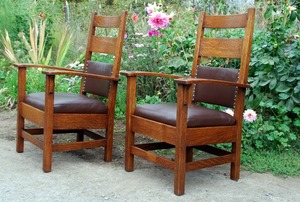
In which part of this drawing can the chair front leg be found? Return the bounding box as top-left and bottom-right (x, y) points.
(43, 74), (55, 173)
(124, 76), (137, 172)
(16, 67), (26, 153)
(174, 143), (187, 196)
(43, 123), (53, 173)
(125, 130), (135, 172)
(174, 84), (189, 196)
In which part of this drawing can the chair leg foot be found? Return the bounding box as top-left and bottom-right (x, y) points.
(43, 142), (52, 173)
(174, 174), (185, 196)
(43, 158), (52, 173)
(174, 145), (186, 196)
(16, 115), (24, 153)
(125, 129), (134, 172)
(43, 167), (52, 173)
(16, 137), (24, 153)
(104, 151), (113, 162)
(230, 162), (240, 181)
(125, 153), (134, 172)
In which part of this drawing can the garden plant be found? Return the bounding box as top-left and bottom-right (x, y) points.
(0, 0), (299, 176)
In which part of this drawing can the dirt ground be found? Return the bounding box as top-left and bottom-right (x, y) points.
(0, 110), (299, 202)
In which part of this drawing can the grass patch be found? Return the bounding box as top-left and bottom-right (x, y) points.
(242, 149), (300, 177)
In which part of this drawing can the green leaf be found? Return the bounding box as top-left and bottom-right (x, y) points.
(286, 98), (294, 111)
(264, 6), (272, 20)
(269, 78), (277, 90)
(273, 57), (280, 63)
(259, 79), (270, 86)
(167, 57), (185, 68)
(292, 107), (300, 114)
(287, 77), (296, 82)
(276, 83), (291, 93)
(294, 85), (300, 93)
(289, 133), (297, 140)
(279, 124), (289, 132)
(290, 11), (297, 21)
(292, 94), (300, 104)
(279, 75), (288, 81)
(250, 79), (258, 87)
(294, 119), (300, 127)
(279, 93), (289, 100)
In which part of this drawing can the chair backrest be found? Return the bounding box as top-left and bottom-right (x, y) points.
(190, 9), (255, 108)
(81, 11), (127, 98)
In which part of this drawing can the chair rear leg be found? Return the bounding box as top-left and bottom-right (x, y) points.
(125, 130), (135, 172)
(186, 147), (193, 162)
(230, 142), (241, 180)
(76, 130), (84, 142)
(104, 127), (113, 162)
(16, 113), (24, 153)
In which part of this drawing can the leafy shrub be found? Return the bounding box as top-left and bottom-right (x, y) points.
(245, 0), (300, 150)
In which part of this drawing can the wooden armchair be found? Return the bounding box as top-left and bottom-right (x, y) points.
(121, 8), (255, 195)
(15, 11), (127, 172)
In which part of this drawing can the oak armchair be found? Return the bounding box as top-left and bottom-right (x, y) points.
(15, 11), (127, 172)
(121, 8), (255, 195)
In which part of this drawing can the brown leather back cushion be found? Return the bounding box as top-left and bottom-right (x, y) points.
(83, 61), (113, 98)
(194, 66), (238, 108)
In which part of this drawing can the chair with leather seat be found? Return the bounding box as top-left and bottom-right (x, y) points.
(14, 11), (127, 172)
(121, 8), (255, 195)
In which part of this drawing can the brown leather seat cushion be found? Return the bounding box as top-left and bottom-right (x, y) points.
(25, 92), (108, 114)
(135, 104), (236, 128)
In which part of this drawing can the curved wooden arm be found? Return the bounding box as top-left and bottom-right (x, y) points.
(43, 70), (119, 81)
(174, 78), (250, 88)
(120, 70), (184, 79)
(13, 63), (82, 72)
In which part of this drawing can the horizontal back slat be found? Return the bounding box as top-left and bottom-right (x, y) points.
(93, 15), (121, 28)
(199, 38), (243, 58)
(203, 13), (248, 28)
(89, 36), (117, 54)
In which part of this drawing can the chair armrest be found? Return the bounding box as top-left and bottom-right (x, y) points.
(120, 70), (184, 79)
(174, 78), (250, 88)
(42, 70), (119, 81)
(13, 63), (83, 72)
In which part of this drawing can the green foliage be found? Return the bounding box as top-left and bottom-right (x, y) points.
(242, 110), (298, 151)
(244, 0), (300, 150)
(1, 17), (72, 66)
(122, 3), (197, 103)
(0, 58), (17, 110)
(242, 149), (300, 176)
(191, 0), (230, 14)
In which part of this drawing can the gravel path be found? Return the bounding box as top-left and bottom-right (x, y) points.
(1, 110), (299, 201)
